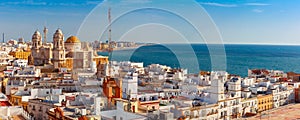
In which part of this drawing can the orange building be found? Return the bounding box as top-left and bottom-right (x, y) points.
(102, 77), (122, 105)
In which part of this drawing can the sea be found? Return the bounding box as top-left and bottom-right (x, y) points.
(98, 44), (300, 77)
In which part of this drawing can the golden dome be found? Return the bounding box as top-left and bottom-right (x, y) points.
(65, 36), (80, 43)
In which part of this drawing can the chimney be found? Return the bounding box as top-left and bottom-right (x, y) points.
(2, 33), (4, 43)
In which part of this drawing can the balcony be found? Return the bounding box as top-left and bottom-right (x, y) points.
(220, 115), (226, 119)
(207, 112), (217, 116)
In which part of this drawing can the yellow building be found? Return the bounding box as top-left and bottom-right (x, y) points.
(257, 94), (273, 112)
(63, 55), (108, 70)
(93, 56), (109, 66)
(64, 58), (73, 69)
(15, 51), (31, 60)
(9, 50), (31, 60)
(10, 95), (29, 111)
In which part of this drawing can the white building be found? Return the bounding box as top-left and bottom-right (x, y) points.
(13, 59), (28, 67)
(28, 98), (57, 120)
(209, 71), (227, 103)
(100, 101), (147, 120)
(241, 97), (257, 116)
(242, 77), (255, 87)
(122, 72), (138, 99)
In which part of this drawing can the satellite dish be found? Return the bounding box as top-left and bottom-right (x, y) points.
(46, 96), (50, 100)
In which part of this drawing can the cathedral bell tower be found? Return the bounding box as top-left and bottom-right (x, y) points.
(52, 29), (66, 68)
(32, 30), (42, 50)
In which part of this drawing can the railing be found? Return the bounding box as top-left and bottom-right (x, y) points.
(22, 109), (34, 120)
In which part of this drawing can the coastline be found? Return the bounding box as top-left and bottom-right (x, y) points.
(97, 43), (153, 52)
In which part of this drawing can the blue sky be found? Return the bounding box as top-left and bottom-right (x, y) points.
(0, 0), (300, 45)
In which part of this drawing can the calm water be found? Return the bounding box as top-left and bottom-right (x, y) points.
(98, 44), (300, 77)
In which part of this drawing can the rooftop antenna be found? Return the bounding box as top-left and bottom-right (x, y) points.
(2, 33), (4, 43)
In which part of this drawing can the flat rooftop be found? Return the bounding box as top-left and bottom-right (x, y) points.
(246, 103), (300, 120)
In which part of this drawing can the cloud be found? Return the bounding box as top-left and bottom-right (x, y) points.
(252, 9), (264, 13)
(48, 3), (85, 6)
(245, 3), (271, 6)
(200, 2), (237, 8)
(37, 11), (83, 17)
(86, 0), (102, 5)
(0, 1), (47, 6)
(0, 0), (102, 6)
(121, 0), (152, 4)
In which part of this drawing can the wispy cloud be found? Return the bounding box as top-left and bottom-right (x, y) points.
(245, 3), (271, 6)
(86, 0), (102, 5)
(252, 9), (264, 13)
(0, 0), (102, 6)
(121, 0), (152, 4)
(48, 3), (84, 6)
(200, 2), (237, 8)
(0, 1), (47, 6)
(37, 11), (83, 17)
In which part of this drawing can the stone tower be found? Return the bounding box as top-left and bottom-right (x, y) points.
(43, 26), (48, 44)
(52, 29), (65, 68)
(32, 30), (42, 49)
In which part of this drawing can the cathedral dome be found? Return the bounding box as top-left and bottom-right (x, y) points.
(32, 30), (41, 39)
(65, 36), (80, 43)
(55, 29), (63, 34)
(53, 28), (64, 39)
(33, 30), (41, 36)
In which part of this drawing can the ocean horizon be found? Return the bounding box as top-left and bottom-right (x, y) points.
(98, 44), (300, 77)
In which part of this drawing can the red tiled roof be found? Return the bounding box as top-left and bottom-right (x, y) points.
(0, 101), (11, 106)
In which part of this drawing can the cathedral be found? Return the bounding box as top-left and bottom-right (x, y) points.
(30, 28), (108, 71)
(31, 27), (52, 66)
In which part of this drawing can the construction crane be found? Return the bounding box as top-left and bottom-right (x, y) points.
(107, 7), (112, 77)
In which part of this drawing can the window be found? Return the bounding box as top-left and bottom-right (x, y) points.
(112, 89), (116, 96)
